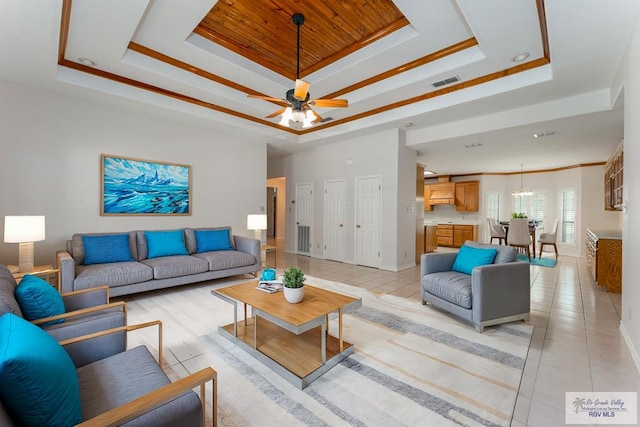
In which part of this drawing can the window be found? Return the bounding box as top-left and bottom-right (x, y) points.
(512, 191), (546, 223)
(560, 188), (577, 245)
(486, 192), (502, 221)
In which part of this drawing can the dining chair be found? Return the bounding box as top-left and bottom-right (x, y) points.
(538, 218), (559, 259)
(487, 218), (506, 245)
(508, 218), (532, 261)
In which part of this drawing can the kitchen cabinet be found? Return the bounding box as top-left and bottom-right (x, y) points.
(453, 224), (477, 247)
(455, 181), (479, 212)
(427, 183), (456, 205)
(437, 224), (478, 248)
(424, 185), (433, 211)
(424, 225), (437, 253)
(436, 224), (453, 247)
(586, 229), (622, 293)
(604, 139), (623, 211)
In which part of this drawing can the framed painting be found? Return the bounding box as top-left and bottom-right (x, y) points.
(101, 154), (191, 215)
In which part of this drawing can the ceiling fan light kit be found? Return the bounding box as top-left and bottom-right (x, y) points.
(248, 13), (348, 129)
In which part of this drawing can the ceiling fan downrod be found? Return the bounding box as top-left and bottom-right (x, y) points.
(292, 13), (305, 80)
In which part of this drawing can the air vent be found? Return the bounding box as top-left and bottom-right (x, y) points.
(432, 76), (460, 88)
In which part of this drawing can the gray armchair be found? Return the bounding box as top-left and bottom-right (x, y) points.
(0, 317), (217, 426)
(420, 242), (530, 332)
(0, 264), (127, 366)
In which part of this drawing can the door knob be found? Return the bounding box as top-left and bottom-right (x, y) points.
(339, 224), (343, 227)
(356, 225), (361, 228)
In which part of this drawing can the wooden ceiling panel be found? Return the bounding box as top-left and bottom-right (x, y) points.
(194, 0), (409, 80)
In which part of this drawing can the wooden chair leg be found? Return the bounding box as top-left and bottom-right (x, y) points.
(526, 246), (530, 261)
(553, 244), (558, 259)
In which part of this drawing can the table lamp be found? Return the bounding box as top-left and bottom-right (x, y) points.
(247, 214), (267, 244)
(4, 215), (46, 273)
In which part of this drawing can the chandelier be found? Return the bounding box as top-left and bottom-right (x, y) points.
(512, 164), (533, 197)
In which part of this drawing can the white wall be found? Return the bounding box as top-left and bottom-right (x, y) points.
(0, 80), (266, 266)
(396, 131), (419, 270)
(280, 128), (415, 271)
(621, 17), (640, 369)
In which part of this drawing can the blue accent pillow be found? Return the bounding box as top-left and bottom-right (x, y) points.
(15, 274), (65, 325)
(195, 229), (233, 252)
(0, 313), (82, 426)
(145, 230), (189, 258)
(452, 245), (498, 275)
(82, 234), (133, 265)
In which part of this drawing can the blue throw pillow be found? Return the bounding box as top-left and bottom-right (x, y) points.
(195, 229), (233, 252)
(0, 313), (82, 426)
(452, 245), (498, 275)
(82, 234), (133, 265)
(145, 229), (189, 258)
(15, 274), (65, 325)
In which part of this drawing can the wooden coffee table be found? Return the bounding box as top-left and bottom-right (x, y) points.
(212, 280), (362, 389)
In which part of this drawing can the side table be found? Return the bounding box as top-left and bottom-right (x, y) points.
(260, 244), (277, 268)
(8, 264), (60, 291)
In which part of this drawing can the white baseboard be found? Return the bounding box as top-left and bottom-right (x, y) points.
(620, 322), (640, 375)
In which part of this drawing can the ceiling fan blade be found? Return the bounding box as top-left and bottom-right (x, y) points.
(309, 98), (348, 108)
(310, 109), (324, 123)
(247, 94), (281, 102)
(247, 94), (290, 107)
(293, 79), (310, 101)
(265, 107), (286, 119)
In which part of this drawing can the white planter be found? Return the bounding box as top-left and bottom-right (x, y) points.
(283, 286), (305, 303)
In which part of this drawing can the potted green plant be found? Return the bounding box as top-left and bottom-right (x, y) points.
(511, 212), (528, 219)
(283, 267), (305, 303)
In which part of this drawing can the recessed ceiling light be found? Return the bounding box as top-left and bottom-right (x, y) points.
(78, 57), (97, 67)
(464, 143), (483, 148)
(533, 131), (556, 138)
(512, 52), (530, 62)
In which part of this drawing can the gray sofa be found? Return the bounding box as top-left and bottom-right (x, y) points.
(57, 227), (260, 297)
(420, 241), (530, 332)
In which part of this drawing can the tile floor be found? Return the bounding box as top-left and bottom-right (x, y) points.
(266, 239), (640, 426)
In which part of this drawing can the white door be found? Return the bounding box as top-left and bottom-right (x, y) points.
(355, 176), (381, 268)
(295, 183), (313, 255)
(324, 180), (346, 262)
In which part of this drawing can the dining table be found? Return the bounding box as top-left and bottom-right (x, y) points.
(499, 220), (540, 258)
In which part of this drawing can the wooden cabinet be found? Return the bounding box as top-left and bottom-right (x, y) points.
(437, 224), (478, 248)
(424, 225), (437, 253)
(424, 185), (433, 211)
(427, 183), (455, 205)
(453, 224), (476, 247)
(604, 139), (623, 211)
(436, 224), (454, 247)
(455, 181), (479, 212)
(586, 229), (622, 293)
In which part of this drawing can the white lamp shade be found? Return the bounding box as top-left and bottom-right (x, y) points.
(4, 216), (46, 243)
(247, 214), (267, 231)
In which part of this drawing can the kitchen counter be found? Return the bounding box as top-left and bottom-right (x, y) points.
(424, 220), (481, 226)
(587, 229), (622, 240)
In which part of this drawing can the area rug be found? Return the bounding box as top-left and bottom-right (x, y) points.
(516, 253), (557, 268)
(123, 276), (533, 426)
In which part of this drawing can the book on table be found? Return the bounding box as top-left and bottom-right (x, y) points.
(256, 279), (283, 293)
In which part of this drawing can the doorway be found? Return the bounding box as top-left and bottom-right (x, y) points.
(266, 187), (276, 238)
(324, 179), (346, 262)
(355, 176), (381, 268)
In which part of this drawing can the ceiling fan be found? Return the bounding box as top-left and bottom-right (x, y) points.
(248, 13), (348, 128)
